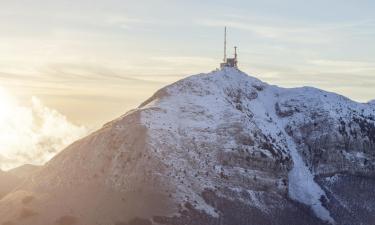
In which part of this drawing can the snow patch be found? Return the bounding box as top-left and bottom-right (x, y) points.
(247, 190), (268, 212)
(252, 85), (335, 224)
(325, 174), (339, 183)
(287, 140), (335, 224)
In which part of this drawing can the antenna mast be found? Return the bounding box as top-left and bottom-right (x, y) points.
(234, 46), (238, 67)
(224, 26), (227, 62)
(219, 26), (239, 69)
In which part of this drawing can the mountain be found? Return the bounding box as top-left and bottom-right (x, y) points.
(0, 68), (374, 225)
(0, 164), (40, 200)
(0, 170), (20, 199)
(8, 164), (41, 180)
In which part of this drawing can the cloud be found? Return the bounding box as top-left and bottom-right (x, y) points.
(307, 59), (375, 74)
(196, 15), (375, 46)
(197, 17), (333, 44)
(104, 15), (151, 30)
(0, 88), (87, 170)
(151, 56), (216, 65)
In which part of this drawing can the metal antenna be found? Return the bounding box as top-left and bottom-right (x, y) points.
(224, 26), (227, 63)
(234, 46), (238, 68)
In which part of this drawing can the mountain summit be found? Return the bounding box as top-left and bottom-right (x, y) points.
(1, 68), (374, 225)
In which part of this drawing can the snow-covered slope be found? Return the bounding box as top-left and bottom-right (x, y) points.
(0, 68), (374, 225)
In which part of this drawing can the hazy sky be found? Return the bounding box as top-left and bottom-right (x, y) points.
(1, 0), (375, 129)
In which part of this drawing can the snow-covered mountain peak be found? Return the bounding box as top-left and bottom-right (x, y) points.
(140, 68), (266, 108)
(0, 68), (374, 225)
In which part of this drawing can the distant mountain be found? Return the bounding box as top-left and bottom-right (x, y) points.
(0, 170), (20, 199)
(0, 68), (374, 225)
(8, 164), (41, 180)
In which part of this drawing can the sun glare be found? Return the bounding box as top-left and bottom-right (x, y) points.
(0, 87), (86, 170)
(0, 87), (14, 121)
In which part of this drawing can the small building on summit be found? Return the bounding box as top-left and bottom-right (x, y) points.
(220, 27), (238, 69)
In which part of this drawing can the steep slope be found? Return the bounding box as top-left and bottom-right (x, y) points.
(0, 68), (374, 225)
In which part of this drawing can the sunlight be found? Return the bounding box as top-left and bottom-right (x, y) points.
(0, 87), (86, 170)
(0, 87), (30, 160)
(0, 87), (14, 120)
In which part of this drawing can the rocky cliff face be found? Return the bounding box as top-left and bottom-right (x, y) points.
(0, 68), (374, 225)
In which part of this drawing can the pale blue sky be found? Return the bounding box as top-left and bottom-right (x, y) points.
(0, 0), (374, 127)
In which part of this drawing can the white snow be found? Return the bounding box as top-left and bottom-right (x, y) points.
(287, 139), (335, 224)
(247, 190), (268, 213)
(325, 174), (339, 183)
(138, 67), (375, 223)
(247, 82), (335, 224)
(139, 69), (273, 216)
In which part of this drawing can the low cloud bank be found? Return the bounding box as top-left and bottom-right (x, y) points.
(0, 88), (87, 170)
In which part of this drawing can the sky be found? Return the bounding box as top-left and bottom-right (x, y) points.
(0, 0), (374, 169)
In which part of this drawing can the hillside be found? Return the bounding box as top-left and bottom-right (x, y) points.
(0, 164), (40, 200)
(0, 170), (20, 199)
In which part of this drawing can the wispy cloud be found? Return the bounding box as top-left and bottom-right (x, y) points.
(151, 56), (216, 64)
(196, 14), (375, 45)
(307, 59), (375, 74)
(103, 15), (161, 30)
(197, 18), (333, 44)
(308, 59), (375, 68)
